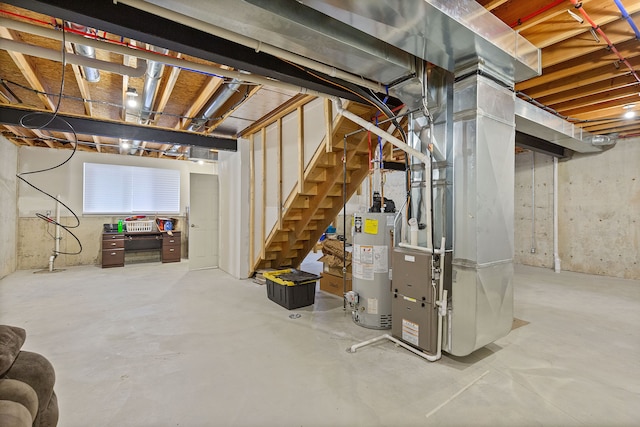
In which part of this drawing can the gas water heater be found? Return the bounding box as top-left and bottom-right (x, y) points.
(348, 209), (396, 329)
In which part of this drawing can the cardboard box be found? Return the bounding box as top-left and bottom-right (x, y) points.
(320, 273), (352, 297)
(322, 263), (352, 279)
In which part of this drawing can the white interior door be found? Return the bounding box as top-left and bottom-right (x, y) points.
(189, 173), (219, 270)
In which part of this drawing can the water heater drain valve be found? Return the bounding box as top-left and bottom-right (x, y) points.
(345, 291), (359, 307)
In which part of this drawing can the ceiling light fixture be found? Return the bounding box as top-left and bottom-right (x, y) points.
(126, 87), (138, 108)
(567, 9), (584, 24)
(623, 104), (636, 119)
(121, 140), (130, 149)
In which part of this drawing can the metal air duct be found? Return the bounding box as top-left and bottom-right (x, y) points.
(131, 46), (168, 155)
(139, 46), (169, 125)
(187, 79), (242, 132)
(68, 23), (100, 82)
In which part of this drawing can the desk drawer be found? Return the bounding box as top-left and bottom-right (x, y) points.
(163, 235), (180, 246)
(103, 233), (125, 241)
(102, 248), (124, 267)
(162, 244), (181, 263)
(102, 239), (125, 250)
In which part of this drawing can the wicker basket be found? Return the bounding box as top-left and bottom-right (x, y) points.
(125, 220), (155, 232)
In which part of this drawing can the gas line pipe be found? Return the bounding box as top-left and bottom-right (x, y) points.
(569, 0), (640, 83)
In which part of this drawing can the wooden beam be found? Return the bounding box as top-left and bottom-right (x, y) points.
(0, 27), (56, 111)
(249, 133), (255, 269)
(177, 74), (224, 130)
(518, 56), (640, 99)
(298, 106), (304, 194)
(552, 86), (640, 114)
(239, 94), (315, 137)
(324, 98), (333, 153)
(261, 127), (267, 260)
(277, 117), (283, 231)
(565, 102), (639, 121)
(152, 54), (181, 125)
(581, 119), (638, 133)
(536, 75), (639, 106)
(520, 2), (640, 50)
(206, 84), (262, 134)
(483, 0), (510, 11)
(518, 39), (640, 91)
(539, 9), (640, 68)
(4, 125), (34, 146)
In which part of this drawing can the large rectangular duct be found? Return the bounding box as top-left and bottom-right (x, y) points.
(299, 0), (540, 83)
(448, 70), (515, 356)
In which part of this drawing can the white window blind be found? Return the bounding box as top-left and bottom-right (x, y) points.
(83, 163), (180, 214)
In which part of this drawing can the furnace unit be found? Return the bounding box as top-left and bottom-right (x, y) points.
(391, 247), (438, 354)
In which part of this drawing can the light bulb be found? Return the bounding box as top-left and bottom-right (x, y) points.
(125, 87), (138, 108)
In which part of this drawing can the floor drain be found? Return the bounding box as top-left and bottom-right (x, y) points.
(289, 314), (301, 319)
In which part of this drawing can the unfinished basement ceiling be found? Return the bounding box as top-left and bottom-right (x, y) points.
(0, 0), (639, 161)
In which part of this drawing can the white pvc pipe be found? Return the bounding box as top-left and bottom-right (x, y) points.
(531, 153), (536, 253)
(0, 17), (326, 98)
(398, 242), (434, 254)
(0, 36), (145, 77)
(349, 237), (447, 362)
(434, 237), (446, 360)
(553, 157), (561, 273)
(55, 195), (61, 257)
(115, 0), (384, 93)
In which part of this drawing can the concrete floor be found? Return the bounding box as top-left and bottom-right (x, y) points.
(1, 259), (639, 427)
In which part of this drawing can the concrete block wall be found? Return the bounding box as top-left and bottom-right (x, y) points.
(353, 139), (639, 280)
(558, 138), (639, 279)
(0, 136), (18, 279)
(514, 151), (554, 268)
(515, 137), (640, 280)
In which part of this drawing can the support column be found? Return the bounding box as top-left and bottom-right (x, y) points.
(449, 64), (516, 356)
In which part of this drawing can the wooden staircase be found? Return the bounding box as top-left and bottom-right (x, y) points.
(253, 102), (377, 271)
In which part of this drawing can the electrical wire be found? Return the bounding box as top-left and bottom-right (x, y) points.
(279, 57), (391, 118)
(15, 20), (83, 256)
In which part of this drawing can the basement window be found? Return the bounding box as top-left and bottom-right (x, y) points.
(83, 162), (180, 214)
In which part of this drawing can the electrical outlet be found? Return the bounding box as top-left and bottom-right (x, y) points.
(530, 247), (536, 253)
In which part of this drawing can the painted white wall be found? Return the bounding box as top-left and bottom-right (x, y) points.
(18, 146), (216, 217)
(303, 98), (325, 166)
(249, 101), (330, 267)
(218, 142), (250, 279)
(0, 135), (18, 279)
(16, 147), (216, 269)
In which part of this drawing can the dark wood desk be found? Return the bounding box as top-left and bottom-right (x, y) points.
(101, 231), (181, 268)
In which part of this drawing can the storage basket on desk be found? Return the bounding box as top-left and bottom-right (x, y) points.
(125, 220), (155, 232)
(264, 269), (321, 310)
